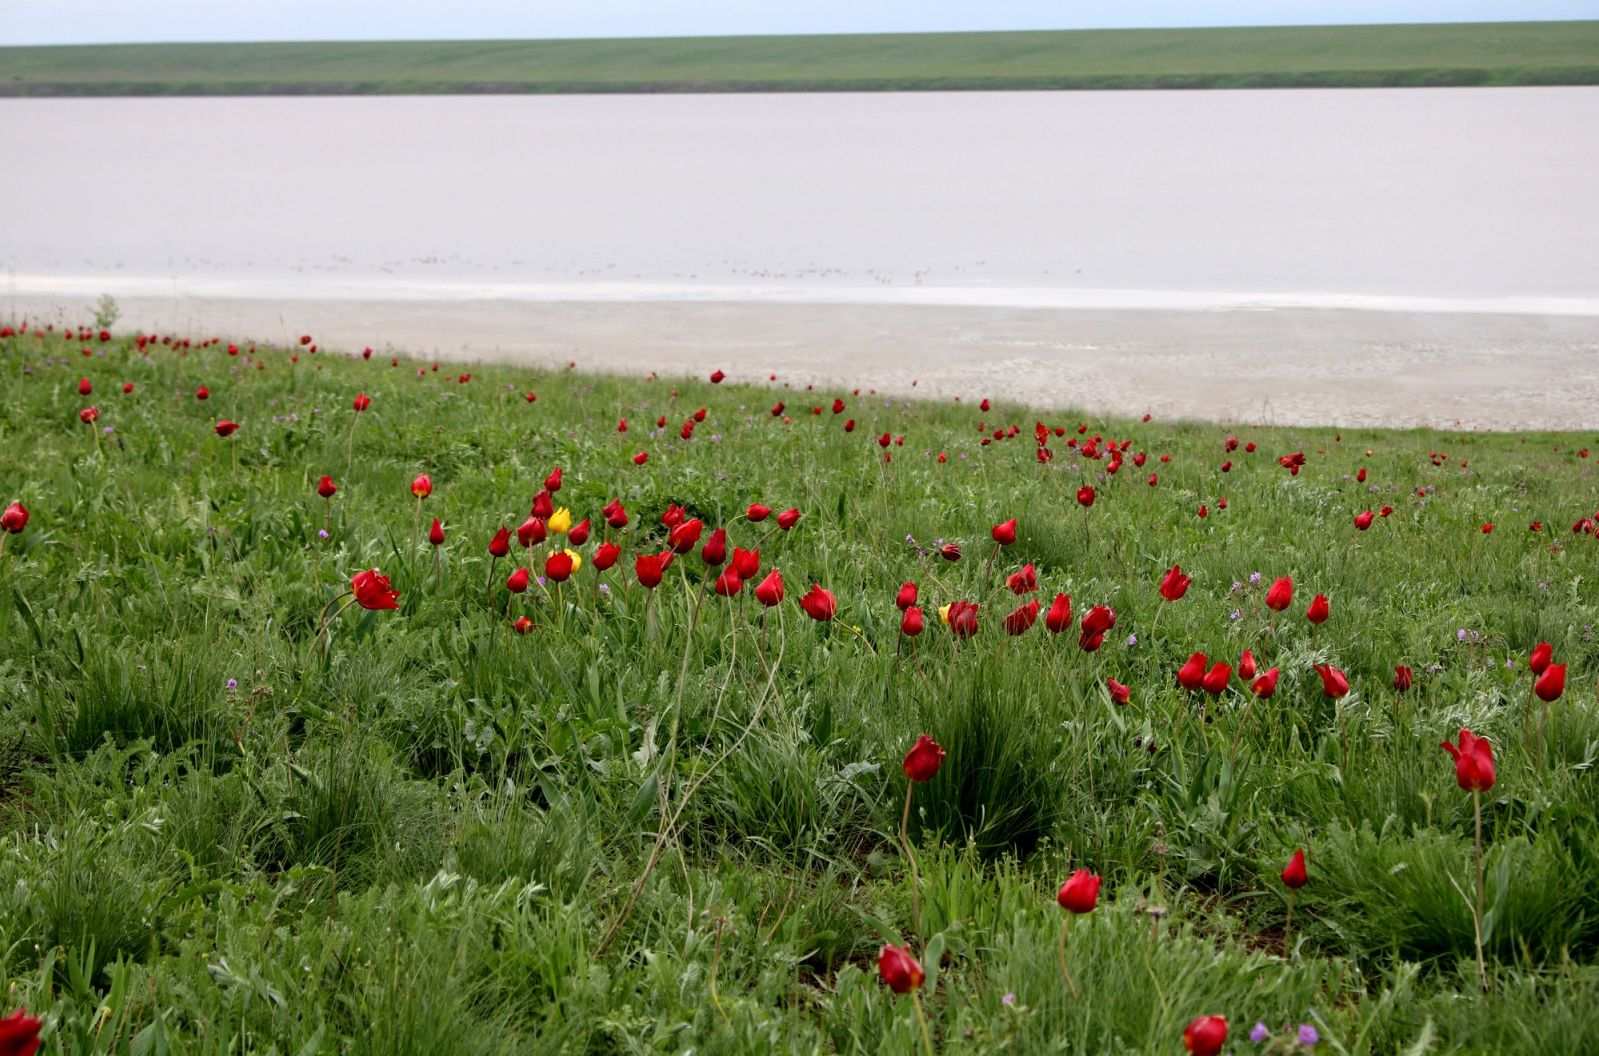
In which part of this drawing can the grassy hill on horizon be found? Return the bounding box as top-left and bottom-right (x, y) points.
(3, 20), (1599, 95)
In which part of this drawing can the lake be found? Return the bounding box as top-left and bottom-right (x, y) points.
(2, 88), (1597, 311)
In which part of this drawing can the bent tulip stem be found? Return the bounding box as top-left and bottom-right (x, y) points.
(315, 592), (356, 658)
(1056, 915), (1080, 1000)
(1473, 788), (1488, 992)
(911, 990), (937, 1056)
(900, 782), (923, 935)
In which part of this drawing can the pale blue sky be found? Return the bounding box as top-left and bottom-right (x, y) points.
(4, 0), (1597, 46)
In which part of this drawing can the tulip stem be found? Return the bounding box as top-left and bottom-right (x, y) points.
(1284, 890), (1295, 950)
(911, 990), (937, 1056)
(485, 555), (499, 608)
(900, 783), (923, 935)
(1472, 788), (1488, 993)
(315, 592), (356, 658)
(1528, 682), (1546, 770)
(345, 415), (358, 480)
(1056, 915), (1080, 1000)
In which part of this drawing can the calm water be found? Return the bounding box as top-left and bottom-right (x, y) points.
(3, 89), (1597, 308)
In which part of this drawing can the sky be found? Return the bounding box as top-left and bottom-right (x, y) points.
(4, 0), (1598, 46)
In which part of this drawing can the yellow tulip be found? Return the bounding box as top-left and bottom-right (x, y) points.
(563, 547), (582, 573)
(547, 507), (573, 534)
(938, 603), (952, 626)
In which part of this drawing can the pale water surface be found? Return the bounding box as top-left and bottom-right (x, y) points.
(2, 89), (1597, 311)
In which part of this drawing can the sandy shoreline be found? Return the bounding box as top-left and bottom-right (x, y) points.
(10, 293), (1599, 431)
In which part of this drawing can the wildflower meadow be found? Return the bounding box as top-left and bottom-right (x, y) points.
(2, 322), (1598, 1054)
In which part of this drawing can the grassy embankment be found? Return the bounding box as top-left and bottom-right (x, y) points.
(2, 323), (1599, 1051)
(2, 21), (1599, 96)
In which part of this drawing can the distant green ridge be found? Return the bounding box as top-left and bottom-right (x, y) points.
(3, 21), (1598, 96)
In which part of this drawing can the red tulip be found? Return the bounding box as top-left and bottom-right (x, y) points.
(617, 418), (628, 432)
(1159, 564), (1192, 602)
(1201, 661), (1232, 696)
(545, 551), (574, 582)
(567, 518), (591, 546)
(77, 376), (92, 396)
(635, 551), (673, 588)
(1183, 1015), (1229, 1056)
(731, 547), (760, 580)
(1313, 663), (1349, 698)
(351, 568), (400, 610)
(517, 515), (547, 548)
(506, 567), (530, 593)
(776, 507), (801, 531)
(700, 527), (727, 566)
(122, 382), (133, 394)
(1441, 728), (1496, 791)
(1481, 522), (1494, 534)
(1080, 604), (1115, 637)
(544, 466), (563, 493)
(1265, 576), (1293, 611)
(593, 540), (621, 571)
(1107, 678), (1131, 705)
(511, 615), (533, 634)
(1393, 664), (1413, 692)
(0, 1008), (43, 1056)
(1282, 848), (1308, 889)
(1076, 485), (1095, 508)
(668, 518), (704, 554)
(903, 734), (946, 781)
(428, 518), (446, 546)
(1006, 563), (1038, 594)
(900, 605), (925, 636)
(531, 490), (554, 519)
(832, 397), (845, 414)
(1177, 652), (1208, 691)
(352, 392), (370, 412)
(1529, 641), (1553, 676)
(1045, 593), (1073, 633)
(317, 475), (337, 498)
(1, 502), (28, 534)
(1251, 667), (1280, 698)
(746, 502), (771, 522)
(411, 474), (433, 499)
(709, 369), (726, 384)
(877, 944), (924, 994)
(603, 498), (629, 529)
(1004, 599), (1040, 636)
(1354, 510), (1374, 531)
(947, 599), (980, 638)
(754, 569), (784, 606)
(1238, 649), (1257, 680)
(1056, 868), (1101, 913)
(196, 385), (210, 401)
(1356, 466), (1367, 482)
(632, 451), (649, 465)
(214, 419), (239, 437)
(1306, 593), (1330, 624)
(488, 527), (511, 558)
(1534, 663), (1566, 702)
(939, 543), (962, 562)
(896, 581), (919, 610)
(991, 518), (1018, 545)
(799, 584), (836, 621)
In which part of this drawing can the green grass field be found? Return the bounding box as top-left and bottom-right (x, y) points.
(3, 321), (1599, 1053)
(3, 21), (1599, 96)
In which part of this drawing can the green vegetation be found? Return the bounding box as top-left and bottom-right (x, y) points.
(3, 322), (1599, 1052)
(3, 21), (1599, 96)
